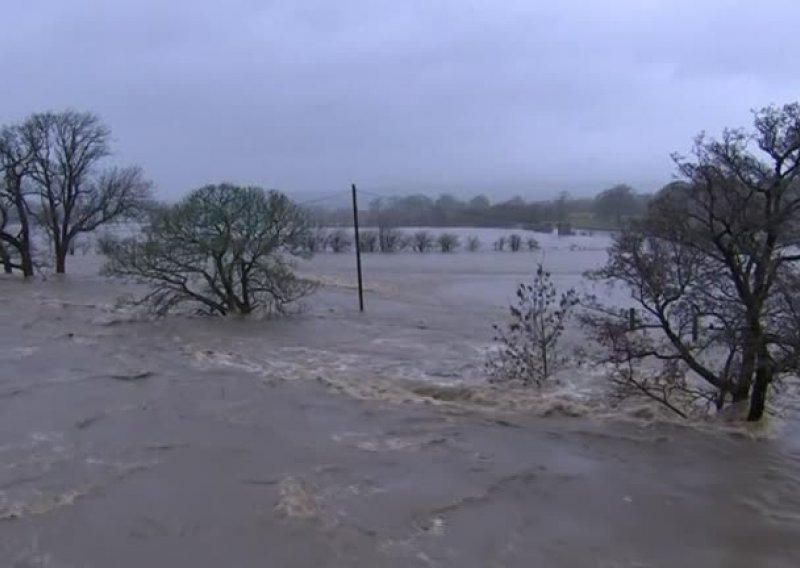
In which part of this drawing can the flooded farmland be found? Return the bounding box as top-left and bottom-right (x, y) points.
(1, 231), (799, 567)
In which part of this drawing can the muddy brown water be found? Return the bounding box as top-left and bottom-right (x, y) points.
(1, 250), (799, 567)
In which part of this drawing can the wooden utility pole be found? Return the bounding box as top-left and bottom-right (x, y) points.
(351, 183), (364, 312)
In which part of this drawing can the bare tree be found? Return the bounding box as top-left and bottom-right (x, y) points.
(21, 110), (151, 273)
(101, 184), (315, 316)
(488, 264), (578, 385)
(466, 235), (481, 252)
(304, 226), (329, 253)
(378, 226), (403, 252)
(358, 230), (378, 253)
(437, 233), (460, 253)
(585, 102), (800, 421)
(412, 230), (434, 253)
(396, 232), (412, 252)
(508, 233), (522, 252)
(327, 228), (352, 253)
(0, 125), (37, 276)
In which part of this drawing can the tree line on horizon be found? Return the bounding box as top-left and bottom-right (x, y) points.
(310, 184), (650, 232)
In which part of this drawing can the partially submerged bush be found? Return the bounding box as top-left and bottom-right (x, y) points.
(487, 264), (578, 386)
(508, 233), (522, 252)
(437, 233), (460, 253)
(466, 235), (481, 252)
(412, 230), (434, 253)
(327, 228), (352, 253)
(305, 226), (329, 253)
(399, 233), (415, 252)
(493, 236), (507, 251)
(358, 229), (379, 252)
(526, 237), (539, 251)
(379, 227), (403, 252)
(101, 184), (315, 316)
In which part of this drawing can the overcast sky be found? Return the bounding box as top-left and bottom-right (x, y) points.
(2, 0), (798, 200)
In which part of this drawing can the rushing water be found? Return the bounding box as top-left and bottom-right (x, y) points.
(1, 238), (799, 567)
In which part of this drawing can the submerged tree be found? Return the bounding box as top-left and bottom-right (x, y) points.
(358, 229), (378, 253)
(101, 184), (315, 316)
(327, 228), (352, 253)
(304, 226), (329, 253)
(21, 110), (151, 273)
(0, 125), (36, 276)
(437, 233), (460, 253)
(378, 226), (403, 252)
(585, 102), (800, 421)
(412, 230), (434, 253)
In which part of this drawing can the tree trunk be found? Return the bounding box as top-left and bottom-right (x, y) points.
(20, 246), (33, 277)
(0, 233), (33, 277)
(734, 332), (757, 403)
(747, 355), (772, 422)
(12, 194), (34, 277)
(19, 221), (34, 278)
(743, 318), (770, 421)
(747, 373), (769, 421)
(540, 342), (548, 380)
(0, 242), (12, 274)
(731, 384), (750, 403)
(714, 390), (726, 411)
(55, 247), (67, 274)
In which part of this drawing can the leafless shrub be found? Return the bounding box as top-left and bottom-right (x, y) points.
(412, 230), (434, 253)
(397, 233), (412, 252)
(527, 237), (540, 251)
(305, 227), (329, 253)
(358, 229), (378, 253)
(466, 235), (481, 252)
(508, 233), (522, 252)
(487, 264), (578, 386)
(379, 227), (403, 252)
(437, 233), (460, 253)
(327, 228), (352, 253)
(493, 236), (507, 251)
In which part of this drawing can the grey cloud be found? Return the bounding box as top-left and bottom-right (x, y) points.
(2, 0), (798, 199)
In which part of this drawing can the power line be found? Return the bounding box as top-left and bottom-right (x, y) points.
(358, 189), (392, 199)
(296, 190), (351, 206)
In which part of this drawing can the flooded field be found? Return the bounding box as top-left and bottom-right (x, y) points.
(1, 235), (800, 567)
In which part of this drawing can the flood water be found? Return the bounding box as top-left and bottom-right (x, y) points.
(1, 232), (799, 567)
